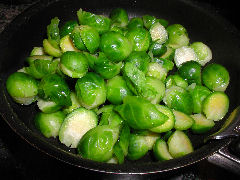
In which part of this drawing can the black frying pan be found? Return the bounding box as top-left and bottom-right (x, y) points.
(0, 0), (240, 174)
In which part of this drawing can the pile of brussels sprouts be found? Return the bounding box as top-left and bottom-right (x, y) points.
(6, 8), (230, 164)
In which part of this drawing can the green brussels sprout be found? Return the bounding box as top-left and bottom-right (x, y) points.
(149, 42), (167, 57)
(106, 75), (133, 105)
(190, 42), (212, 66)
(35, 111), (65, 138)
(146, 62), (167, 81)
(163, 85), (193, 114)
(38, 74), (71, 106)
(165, 74), (188, 89)
(149, 22), (168, 45)
(125, 51), (151, 73)
(142, 15), (157, 29)
(202, 63), (230, 92)
(174, 46), (198, 67)
(166, 24), (189, 49)
(37, 98), (62, 113)
(99, 109), (123, 127)
(75, 72), (106, 109)
(6, 72), (38, 105)
(100, 31), (132, 62)
(93, 52), (122, 79)
(30, 47), (45, 56)
(178, 61), (202, 85)
(125, 27), (151, 52)
(114, 96), (168, 129)
(63, 91), (81, 114)
(109, 24), (125, 35)
(127, 17), (143, 29)
(70, 26), (87, 51)
(187, 83), (211, 114)
(190, 113), (215, 134)
(60, 51), (88, 78)
(110, 8), (129, 27)
(142, 77), (165, 104)
(59, 35), (79, 52)
(77, 9), (111, 34)
(43, 39), (62, 57)
(26, 55), (53, 64)
(153, 138), (173, 161)
(47, 17), (60, 44)
(152, 57), (174, 72)
(77, 125), (120, 162)
(60, 20), (78, 38)
(25, 58), (59, 79)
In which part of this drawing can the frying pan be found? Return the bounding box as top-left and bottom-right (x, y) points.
(0, 0), (240, 174)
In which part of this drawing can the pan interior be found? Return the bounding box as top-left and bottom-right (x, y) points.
(0, 0), (240, 174)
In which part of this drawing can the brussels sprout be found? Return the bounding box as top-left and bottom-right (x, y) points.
(143, 77), (165, 104)
(142, 15), (157, 29)
(187, 83), (211, 113)
(202, 63), (230, 91)
(166, 24), (189, 49)
(106, 75), (132, 105)
(70, 26), (87, 51)
(59, 108), (98, 148)
(160, 46), (175, 61)
(99, 109), (123, 127)
(26, 55), (53, 64)
(190, 42), (212, 66)
(150, 105), (175, 133)
(60, 51), (88, 78)
(59, 35), (79, 52)
(163, 85), (193, 114)
(43, 39), (62, 57)
(127, 132), (159, 160)
(127, 17), (143, 29)
(75, 72), (106, 109)
(77, 125), (120, 162)
(149, 42), (167, 57)
(37, 98), (62, 113)
(30, 47), (45, 56)
(125, 27), (151, 52)
(178, 61), (201, 85)
(174, 46), (198, 67)
(60, 20), (78, 38)
(63, 91), (81, 114)
(153, 138), (173, 161)
(77, 9), (111, 34)
(146, 62), (167, 81)
(190, 113), (215, 134)
(125, 51), (151, 73)
(38, 74), (71, 106)
(149, 22), (168, 45)
(35, 111), (65, 138)
(168, 130), (193, 158)
(165, 74), (188, 89)
(152, 57), (174, 72)
(110, 8), (129, 27)
(6, 72), (38, 105)
(173, 110), (194, 130)
(100, 31), (132, 62)
(114, 96), (168, 129)
(93, 52), (122, 79)
(47, 17), (60, 44)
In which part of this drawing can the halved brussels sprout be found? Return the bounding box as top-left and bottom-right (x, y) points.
(43, 39), (62, 57)
(110, 8), (129, 27)
(114, 96), (168, 129)
(60, 51), (88, 78)
(100, 31), (132, 62)
(149, 22), (168, 45)
(125, 51), (151, 73)
(163, 85), (193, 114)
(59, 35), (79, 52)
(178, 61), (201, 85)
(38, 74), (71, 106)
(166, 24), (189, 49)
(77, 125), (120, 162)
(106, 75), (133, 105)
(165, 74), (188, 89)
(37, 98), (62, 113)
(174, 46), (198, 67)
(6, 72), (38, 105)
(30, 47), (45, 56)
(127, 17), (143, 29)
(190, 42), (212, 66)
(77, 9), (111, 34)
(202, 63), (230, 92)
(75, 72), (106, 109)
(125, 27), (151, 52)
(146, 62), (167, 81)
(60, 20), (78, 38)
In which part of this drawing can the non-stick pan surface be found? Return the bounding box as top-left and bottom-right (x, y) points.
(0, 0), (239, 174)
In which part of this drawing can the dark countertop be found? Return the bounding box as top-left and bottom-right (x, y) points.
(1, 0), (240, 179)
